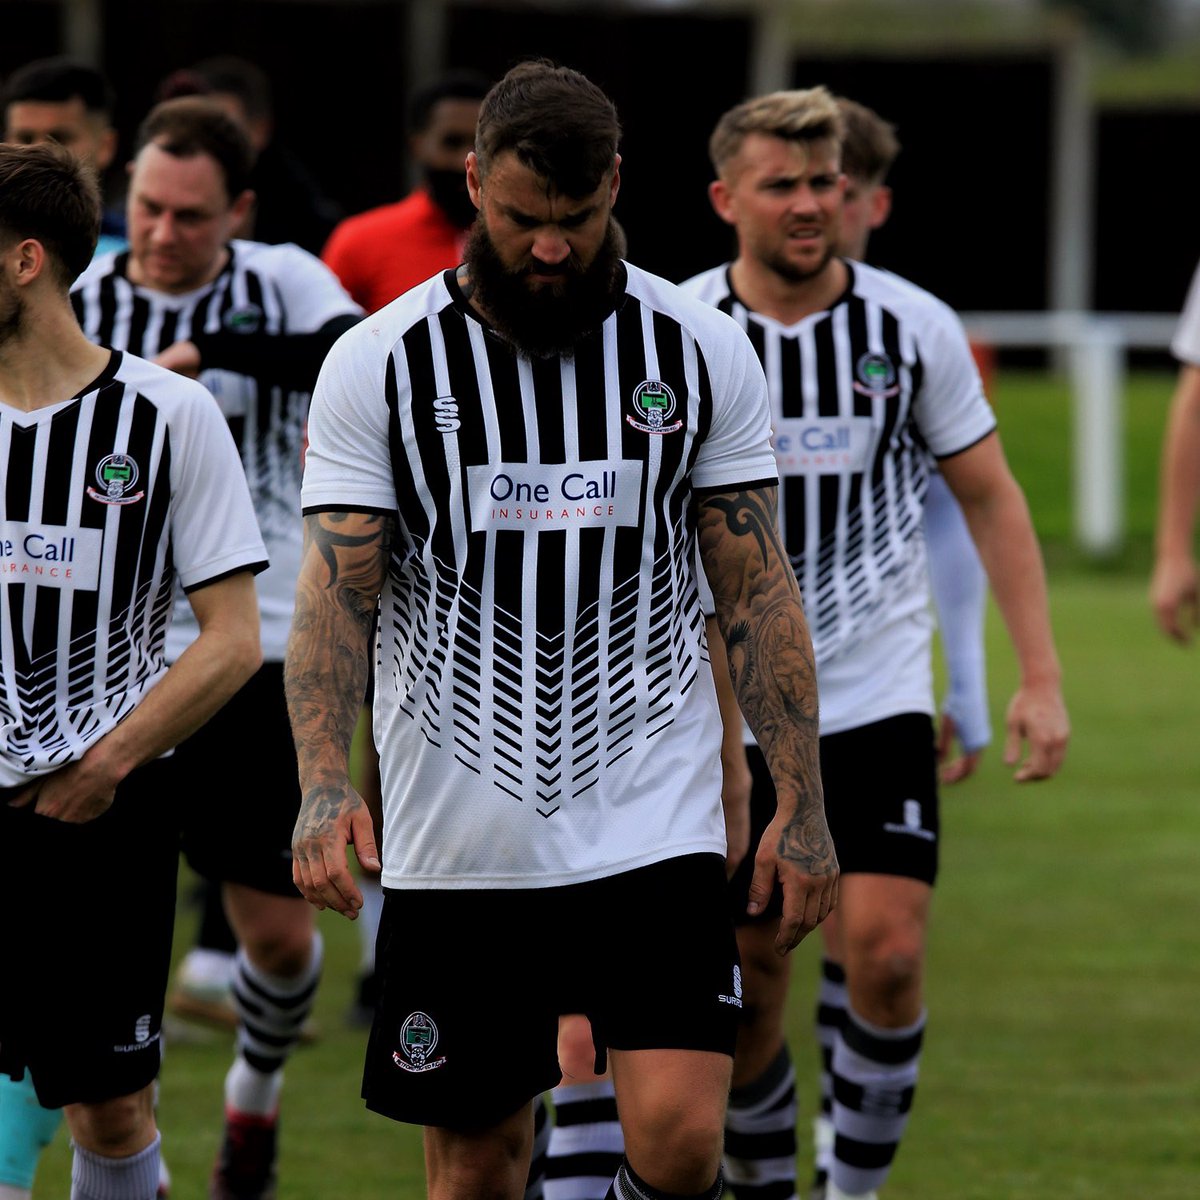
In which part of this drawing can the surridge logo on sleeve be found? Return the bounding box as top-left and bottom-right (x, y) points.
(86, 453), (144, 505)
(626, 379), (682, 434)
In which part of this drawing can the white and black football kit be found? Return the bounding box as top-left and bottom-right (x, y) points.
(303, 262), (779, 1127)
(71, 240), (362, 893)
(682, 260), (996, 886)
(0, 351), (266, 1107)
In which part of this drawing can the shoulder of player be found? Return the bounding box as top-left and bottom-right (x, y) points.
(625, 261), (744, 345)
(323, 271), (457, 365)
(108, 349), (225, 417)
(675, 263), (731, 305)
(849, 261), (967, 334)
(70, 248), (123, 293)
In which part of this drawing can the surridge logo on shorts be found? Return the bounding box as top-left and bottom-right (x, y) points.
(718, 964), (743, 1008)
(626, 379), (682, 434)
(883, 798), (935, 842)
(392, 1011), (448, 1074)
(852, 351), (900, 398)
(112, 1014), (159, 1054)
(86, 453), (144, 505)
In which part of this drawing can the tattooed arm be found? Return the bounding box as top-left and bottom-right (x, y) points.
(285, 510), (393, 918)
(698, 486), (838, 953)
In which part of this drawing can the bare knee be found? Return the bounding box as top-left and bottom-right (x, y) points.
(557, 1013), (603, 1084)
(626, 1106), (725, 1193)
(65, 1087), (156, 1157)
(425, 1104), (532, 1200)
(847, 926), (925, 1024)
(225, 885), (315, 977)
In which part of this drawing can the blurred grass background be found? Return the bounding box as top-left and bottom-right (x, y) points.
(34, 367), (1200, 1197)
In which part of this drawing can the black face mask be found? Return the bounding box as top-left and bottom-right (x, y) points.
(423, 167), (478, 230)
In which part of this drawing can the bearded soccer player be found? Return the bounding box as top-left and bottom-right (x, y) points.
(0, 141), (264, 1200)
(285, 59), (837, 1200)
(681, 88), (1069, 1200)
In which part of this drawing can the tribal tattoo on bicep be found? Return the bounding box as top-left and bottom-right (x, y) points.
(698, 488), (834, 875)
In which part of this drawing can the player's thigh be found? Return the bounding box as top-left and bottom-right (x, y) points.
(820, 713), (940, 886)
(223, 881), (315, 975)
(177, 663), (301, 898)
(609, 1047), (731, 1186)
(0, 765), (179, 1109)
(731, 919), (793, 1085)
(362, 886), (561, 1132)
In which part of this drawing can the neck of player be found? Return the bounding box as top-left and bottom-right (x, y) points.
(0, 297), (113, 413)
(729, 252), (849, 326)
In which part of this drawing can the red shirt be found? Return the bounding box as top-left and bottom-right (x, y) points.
(321, 189), (468, 314)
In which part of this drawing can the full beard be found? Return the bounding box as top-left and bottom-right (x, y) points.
(464, 216), (626, 360)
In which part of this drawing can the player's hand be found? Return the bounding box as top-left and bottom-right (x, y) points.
(720, 744), (752, 878)
(936, 712), (985, 785)
(747, 810), (838, 955)
(292, 779), (381, 918)
(1149, 553), (1199, 644)
(5, 756), (117, 823)
(153, 340), (202, 379)
(1003, 680), (1069, 782)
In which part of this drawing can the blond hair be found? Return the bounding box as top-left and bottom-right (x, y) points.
(708, 86), (844, 179)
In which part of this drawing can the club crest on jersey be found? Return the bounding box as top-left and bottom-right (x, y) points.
(223, 304), (264, 334)
(626, 379), (682, 434)
(853, 352), (900, 398)
(87, 454), (145, 505)
(392, 1011), (447, 1074)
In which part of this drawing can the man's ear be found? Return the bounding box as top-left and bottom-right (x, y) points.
(869, 184), (893, 232)
(708, 178), (737, 226)
(7, 238), (49, 288)
(230, 189), (257, 227)
(466, 151), (483, 210)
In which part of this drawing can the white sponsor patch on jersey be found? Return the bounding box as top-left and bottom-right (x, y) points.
(467, 461), (644, 531)
(771, 416), (877, 475)
(0, 522), (103, 590)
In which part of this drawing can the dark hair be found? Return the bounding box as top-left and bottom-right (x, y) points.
(475, 59), (620, 198)
(1, 56), (115, 118)
(190, 55), (273, 122)
(836, 97), (900, 185)
(407, 69), (492, 135)
(134, 97), (255, 200)
(0, 141), (101, 286)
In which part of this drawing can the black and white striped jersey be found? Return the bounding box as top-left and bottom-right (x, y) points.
(71, 240), (361, 660)
(302, 263), (778, 888)
(682, 261), (995, 734)
(0, 351), (267, 787)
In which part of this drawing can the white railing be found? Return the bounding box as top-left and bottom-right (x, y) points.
(959, 311), (1178, 557)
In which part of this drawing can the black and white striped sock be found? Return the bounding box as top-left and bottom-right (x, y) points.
(604, 1157), (723, 1200)
(546, 1079), (624, 1200)
(811, 958), (847, 1194)
(226, 932), (324, 1115)
(828, 1007), (924, 1198)
(723, 1043), (798, 1200)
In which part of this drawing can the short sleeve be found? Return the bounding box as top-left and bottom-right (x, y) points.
(301, 326), (398, 513)
(266, 244), (364, 332)
(170, 383), (268, 590)
(1171, 261), (1200, 367)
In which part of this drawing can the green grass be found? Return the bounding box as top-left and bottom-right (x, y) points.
(33, 369), (1200, 1197)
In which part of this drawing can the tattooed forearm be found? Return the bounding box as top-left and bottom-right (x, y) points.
(698, 487), (830, 871)
(285, 511), (394, 797)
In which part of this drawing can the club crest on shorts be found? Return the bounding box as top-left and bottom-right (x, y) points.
(393, 1011), (447, 1073)
(626, 379), (682, 434)
(86, 454), (145, 505)
(852, 351), (900, 398)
